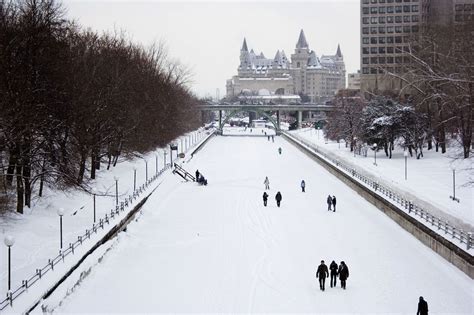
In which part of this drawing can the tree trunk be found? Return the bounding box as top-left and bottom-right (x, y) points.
(77, 151), (87, 184)
(16, 164), (24, 214)
(6, 146), (19, 186)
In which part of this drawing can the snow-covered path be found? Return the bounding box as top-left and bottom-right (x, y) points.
(53, 136), (472, 313)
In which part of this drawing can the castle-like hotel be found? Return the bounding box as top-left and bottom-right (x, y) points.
(226, 30), (346, 102)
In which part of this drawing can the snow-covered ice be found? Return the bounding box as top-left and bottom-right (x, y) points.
(44, 136), (472, 313)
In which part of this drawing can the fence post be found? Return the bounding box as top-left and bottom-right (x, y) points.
(467, 233), (472, 250)
(408, 201), (413, 213)
(438, 218), (441, 230)
(445, 221), (448, 234)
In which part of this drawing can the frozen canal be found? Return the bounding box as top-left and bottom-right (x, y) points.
(52, 135), (472, 313)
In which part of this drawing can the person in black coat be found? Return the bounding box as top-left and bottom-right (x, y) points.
(329, 260), (338, 288)
(326, 195), (332, 211)
(316, 260), (329, 291)
(417, 296), (429, 315)
(338, 261), (349, 289)
(195, 170), (200, 181)
(275, 191), (282, 207)
(332, 195), (337, 212)
(262, 192), (269, 206)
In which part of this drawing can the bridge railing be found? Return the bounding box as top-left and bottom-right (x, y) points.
(284, 131), (473, 252)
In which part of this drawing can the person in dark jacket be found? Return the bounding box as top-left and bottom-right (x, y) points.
(316, 260), (329, 291)
(329, 261), (338, 288)
(338, 261), (349, 289)
(417, 296), (428, 315)
(195, 170), (200, 181)
(275, 191), (282, 207)
(327, 195), (332, 211)
(301, 180), (306, 192)
(262, 192), (269, 207)
(278, 147), (282, 154)
(332, 196), (337, 212)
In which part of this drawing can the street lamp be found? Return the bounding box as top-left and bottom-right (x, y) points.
(155, 155), (158, 175)
(92, 188), (97, 223)
(145, 160), (148, 182)
(57, 208), (65, 249)
(4, 235), (15, 291)
(114, 176), (119, 205)
(317, 127), (320, 140)
(404, 151), (408, 180)
(353, 137), (357, 157)
(449, 168), (460, 202)
(373, 143), (378, 166)
(163, 150), (167, 168)
(133, 168), (137, 191)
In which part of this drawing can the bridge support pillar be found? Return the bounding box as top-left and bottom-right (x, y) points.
(297, 111), (303, 129)
(219, 110), (222, 129)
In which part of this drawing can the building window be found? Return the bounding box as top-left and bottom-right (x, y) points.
(363, 57), (369, 64)
(404, 15), (410, 22)
(395, 36), (402, 43)
(363, 7), (369, 14)
(362, 67), (369, 74)
(387, 26), (394, 33)
(387, 46), (394, 53)
(371, 37), (378, 44)
(412, 25), (419, 32)
(379, 16), (386, 23)
(363, 17), (369, 24)
(387, 56), (394, 63)
(363, 47), (370, 54)
(379, 37), (386, 44)
(455, 4), (463, 11)
(412, 5), (418, 12)
(403, 25), (411, 32)
(379, 0), (386, 3)
(371, 57), (378, 64)
(379, 47), (386, 54)
(387, 16), (394, 23)
(379, 26), (386, 33)
(387, 0), (394, 2)
(387, 6), (394, 13)
(379, 7), (386, 14)
(403, 5), (410, 12)
(370, 68), (377, 74)
(371, 7), (378, 14)
(371, 47), (378, 54)
(371, 17), (377, 23)
(395, 26), (402, 33)
(371, 27), (378, 34)
(395, 6), (402, 13)
(395, 16), (402, 23)
(395, 56), (403, 64)
(362, 27), (369, 34)
(379, 57), (386, 64)
(412, 15), (419, 22)
(363, 37), (370, 44)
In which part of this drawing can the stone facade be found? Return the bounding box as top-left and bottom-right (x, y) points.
(226, 30), (346, 102)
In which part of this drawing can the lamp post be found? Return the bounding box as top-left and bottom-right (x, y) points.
(92, 188), (97, 223)
(404, 151), (408, 180)
(114, 176), (119, 205)
(353, 137), (357, 157)
(163, 150), (167, 168)
(4, 235), (15, 291)
(449, 168), (460, 202)
(155, 155), (158, 175)
(57, 208), (65, 249)
(317, 127), (320, 140)
(133, 168), (137, 191)
(373, 143), (378, 166)
(145, 160), (148, 182)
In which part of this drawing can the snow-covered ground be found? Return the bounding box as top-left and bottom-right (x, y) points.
(42, 136), (472, 313)
(290, 128), (473, 229)
(0, 129), (209, 310)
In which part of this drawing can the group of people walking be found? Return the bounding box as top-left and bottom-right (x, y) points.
(326, 194), (337, 212)
(316, 260), (349, 291)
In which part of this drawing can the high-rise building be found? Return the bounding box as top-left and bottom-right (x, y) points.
(226, 30), (346, 102)
(360, 0), (473, 94)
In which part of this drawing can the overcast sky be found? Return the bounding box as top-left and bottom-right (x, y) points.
(63, 0), (360, 98)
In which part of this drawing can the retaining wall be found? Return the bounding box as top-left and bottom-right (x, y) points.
(282, 133), (474, 279)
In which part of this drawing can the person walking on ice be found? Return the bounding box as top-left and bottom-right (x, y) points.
(275, 191), (282, 207)
(264, 176), (270, 190)
(338, 261), (349, 289)
(262, 192), (268, 207)
(278, 147), (282, 154)
(316, 260), (329, 291)
(332, 195), (337, 212)
(417, 296), (428, 315)
(301, 180), (306, 192)
(329, 261), (338, 288)
(327, 195), (332, 211)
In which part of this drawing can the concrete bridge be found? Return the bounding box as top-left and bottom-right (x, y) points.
(197, 103), (333, 133)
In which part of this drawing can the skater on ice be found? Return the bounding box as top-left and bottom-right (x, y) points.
(262, 192), (268, 206)
(417, 296), (428, 315)
(264, 176), (270, 190)
(316, 260), (329, 291)
(330, 260), (338, 288)
(327, 195), (332, 211)
(278, 147), (282, 154)
(301, 180), (306, 192)
(332, 195), (337, 212)
(275, 191), (282, 207)
(338, 261), (349, 289)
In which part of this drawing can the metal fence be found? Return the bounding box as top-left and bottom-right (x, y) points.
(0, 164), (171, 311)
(285, 132), (473, 252)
